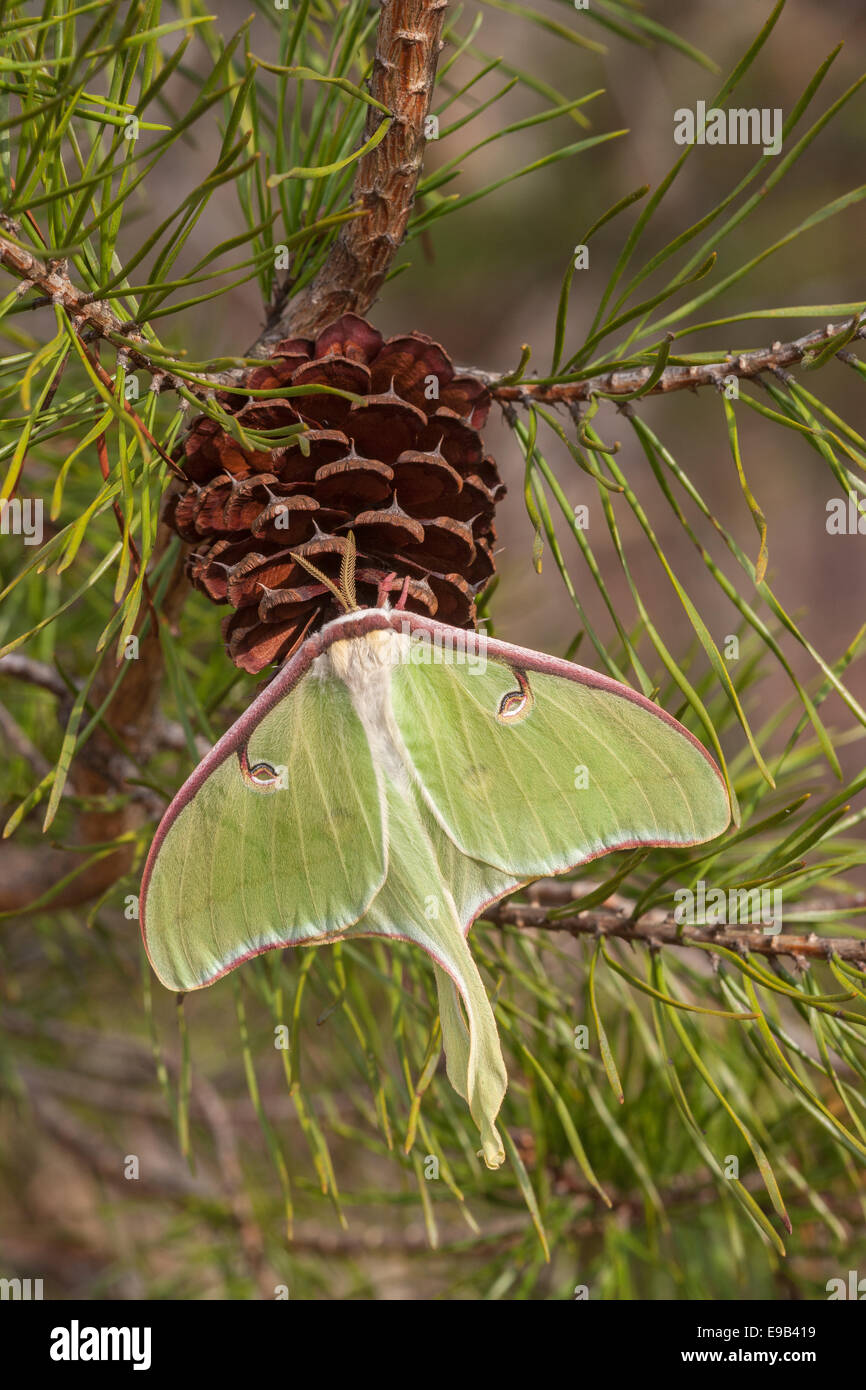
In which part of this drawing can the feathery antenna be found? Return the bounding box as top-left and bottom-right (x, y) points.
(290, 531), (360, 613)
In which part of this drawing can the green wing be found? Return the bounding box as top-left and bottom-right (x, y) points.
(390, 655), (730, 877)
(142, 672), (385, 992)
(344, 781), (508, 1169)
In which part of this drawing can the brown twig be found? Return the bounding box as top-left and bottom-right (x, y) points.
(0, 653), (71, 699)
(6, 220), (861, 409)
(483, 315), (866, 406)
(252, 0), (449, 348)
(0, 654), (198, 754)
(484, 894), (866, 966)
(0, 216), (191, 392)
(0, 700), (53, 778)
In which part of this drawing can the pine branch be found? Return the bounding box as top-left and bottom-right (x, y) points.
(0, 654), (70, 699)
(250, 0), (449, 347)
(8, 210), (856, 417)
(486, 891), (866, 965)
(2, 1), (448, 368)
(479, 314), (866, 405)
(2, 2), (862, 967)
(0, 216), (190, 393)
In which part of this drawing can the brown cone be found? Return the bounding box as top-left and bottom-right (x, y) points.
(164, 314), (505, 673)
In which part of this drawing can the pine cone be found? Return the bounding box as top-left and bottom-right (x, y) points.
(164, 314), (505, 674)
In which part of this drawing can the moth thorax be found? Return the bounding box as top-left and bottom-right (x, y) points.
(324, 629), (410, 792)
(326, 628), (409, 686)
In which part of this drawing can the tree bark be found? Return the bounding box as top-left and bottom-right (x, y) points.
(252, 0), (449, 347)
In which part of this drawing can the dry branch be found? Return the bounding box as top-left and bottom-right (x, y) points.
(0, 654), (71, 698)
(253, 0), (449, 346)
(484, 315), (866, 405)
(0, 214), (192, 394)
(485, 891), (866, 966)
(5, 215), (862, 409)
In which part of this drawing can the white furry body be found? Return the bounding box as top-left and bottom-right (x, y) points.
(313, 628), (413, 794)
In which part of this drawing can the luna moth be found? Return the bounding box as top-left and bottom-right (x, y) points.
(141, 547), (730, 1169)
